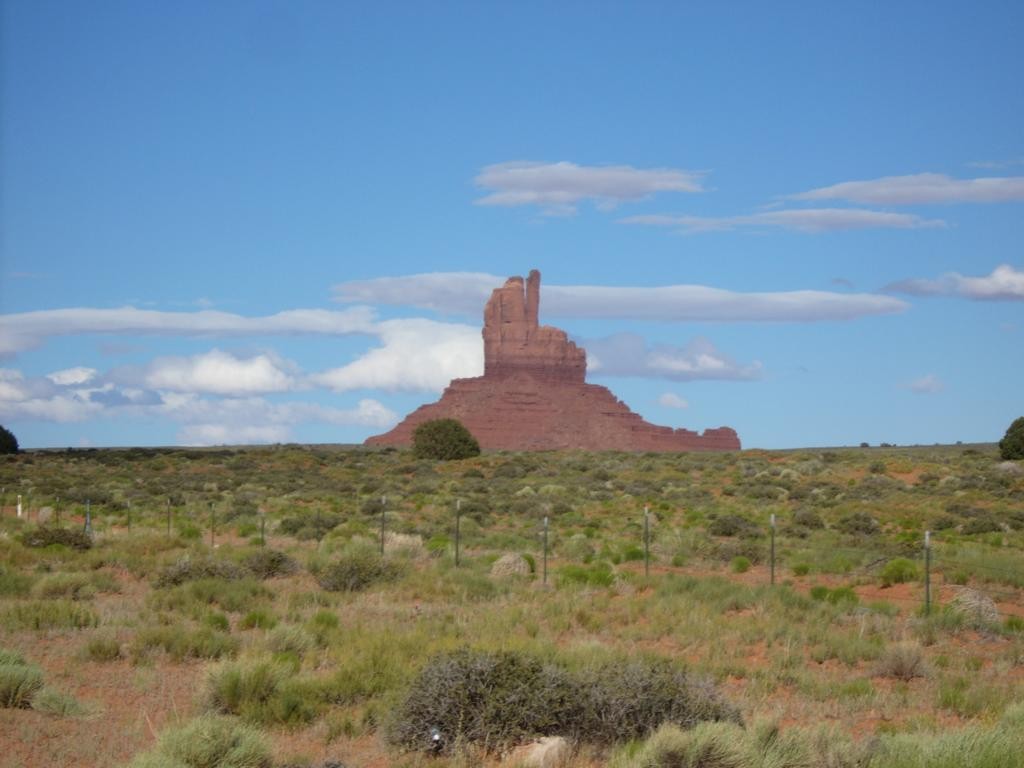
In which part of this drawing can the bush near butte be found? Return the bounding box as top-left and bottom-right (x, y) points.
(367, 270), (740, 452)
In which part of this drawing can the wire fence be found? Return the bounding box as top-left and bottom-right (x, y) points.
(3, 491), (1022, 623)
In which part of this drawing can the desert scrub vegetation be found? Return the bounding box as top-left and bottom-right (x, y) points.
(1, 442), (1023, 767)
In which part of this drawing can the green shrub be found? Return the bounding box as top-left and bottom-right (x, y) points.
(411, 418), (481, 461)
(610, 721), (745, 768)
(242, 549), (298, 579)
(127, 714), (272, 768)
(31, 686), (87, 716)
(0, 654), (44, 708)
(132, 625), (239, 662)
(386, 649), (740, 753)
(792, 509), (824, 530)
(791, 563), (811, 577)
(0, 424), (17, 454)
(265, 625), (315, 657)
(999, 416), (1024, 460)
(809, 585), (859, 608)
(558, 562), (615, 588)
(875, 642), (928, 681)
(731, 556), (751, 574)
(316, 549), (405, 592)
(150, 579), (272, 614)
(2, 600), (99, 631)
(84, 634), (122, 662)
(880, 557), (920, 587)
(32, 571), (119, 600)
(19, 526), (92, 550)
(707, 514), (759, 538)
(240, 610), (277, 630)
(154, 556), (246, 588)
(837, 512), (880, 536)
(206, 659), (318, 726)
(0, 565), (35, 597)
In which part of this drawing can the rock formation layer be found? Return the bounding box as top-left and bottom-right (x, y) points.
(366, 270), (740, 452)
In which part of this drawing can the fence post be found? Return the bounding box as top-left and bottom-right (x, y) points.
(260, 512), (266, 547)
(380, 496), (386, 556)
(84, 500), (92, 536)
(17, 494), (22, 519)
(455, 498), (461, 567)
(126, 500), (131, 531)
(643, 505), (650, 578)
(166, 498), (172, 537)
(543, 515), (549, 586)
(924, 530), (931, 616)
(770, 513), (776, 586)
(56, 497), (61, 526)
(209, 502), (215, 548)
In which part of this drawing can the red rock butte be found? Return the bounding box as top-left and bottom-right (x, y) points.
(366, 270), (741, 452)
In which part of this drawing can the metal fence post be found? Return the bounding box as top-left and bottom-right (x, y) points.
(380, 496), (386, 556)
(924, 530), (931, 616)
(455, 498), (462, 567)
(644, 505), (650, 578)
(770, 513), (776, 586)
(543, 515), (549, 586)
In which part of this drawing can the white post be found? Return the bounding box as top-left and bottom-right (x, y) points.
(17, 494), (22, 518)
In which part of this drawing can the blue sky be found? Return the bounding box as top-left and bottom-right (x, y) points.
(1, 1), (1022, 449)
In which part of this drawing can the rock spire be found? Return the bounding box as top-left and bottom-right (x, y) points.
(366, 270), (740, 452)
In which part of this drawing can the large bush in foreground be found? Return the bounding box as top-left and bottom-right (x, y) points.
(0, 425), (17, 455)
(411, 418), (481, 460)
(386, 649), (740, 753)
(1000, 416), (1024, 460)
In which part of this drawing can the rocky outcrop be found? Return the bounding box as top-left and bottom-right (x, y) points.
(366, 270), (740, 452)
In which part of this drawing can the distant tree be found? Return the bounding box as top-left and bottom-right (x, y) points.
(412, 418), (481, 461)
(1000, 417), (1024, 460)
(0, 425), (17, 455)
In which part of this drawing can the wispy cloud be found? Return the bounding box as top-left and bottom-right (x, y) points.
(473, 161), (704, 215)
(789, 173), (1024, 205)
(886, 264), (1024, 301)
(908, 374), (943, 394)
(0, 306), (377, 357)
(966, 158), (1024, 170)
(658, 392), (689, 409)
(621, 208), (945, 233)
(584, 333), (761, 382)
(333, 272), (908, 322)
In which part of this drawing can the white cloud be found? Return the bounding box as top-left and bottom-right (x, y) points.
(621, 208), (945, 233)
(658, 392), (689, 409)
(790, 173), (1024, 205)
(0, 306), (377, 356)
(908, 374), (943, 394)
(178, 423), (291, 446)
(886, 264), (1024, 301)
(46, 367), (98, 386)
(0, 368), (101, 422)
(312, 318), (482, 393)
(165, 394), (397, 445)
(334, 272), (908, 322)
(144, 349), (297, 395)
(474, 161), (703, 215)
(585, 334), (761, 382)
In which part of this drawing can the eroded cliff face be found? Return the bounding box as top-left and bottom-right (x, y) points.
(482, 270), (586, 384)
(366, 270), (740, 452)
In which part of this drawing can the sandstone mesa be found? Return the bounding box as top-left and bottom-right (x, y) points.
(366, 270), (740, 452)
